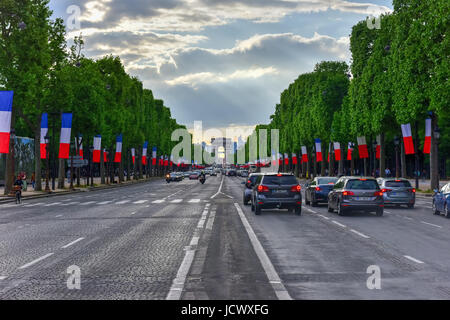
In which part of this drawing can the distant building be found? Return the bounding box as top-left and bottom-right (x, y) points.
(211, 137), (234, 165)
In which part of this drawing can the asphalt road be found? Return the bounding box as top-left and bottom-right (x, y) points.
(0, 173), (449, 299)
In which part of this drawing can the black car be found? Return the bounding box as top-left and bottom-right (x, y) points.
(251, 173), (302, 215)
(327, 177), (384, 216)
(242, 173), (263, 205)
(305, 177), (338, 206)
(227, 169), (237, 177)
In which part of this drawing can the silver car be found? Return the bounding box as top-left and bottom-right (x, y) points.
(377, 178), (415, 208)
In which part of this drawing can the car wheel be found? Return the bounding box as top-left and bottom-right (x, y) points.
(243, 195), (248, 206)
(445, 203), (450, 219)
(311, 199), (318, 207)
(295, 207), (302, 216)
(251, 200), (255, 212)
(407, 204), (414, 209)
(432, 201), (440, 215)
(327, 202), (334, 213)
(255, 204), (261, 215)
(337, 202), (345, 216)
(376, 208), (384, 217)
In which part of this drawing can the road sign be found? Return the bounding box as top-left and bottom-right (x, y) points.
(66, 158), (88, 168)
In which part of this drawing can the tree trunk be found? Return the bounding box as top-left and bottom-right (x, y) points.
(321, 158), (326, 176)
(127, 150), (131, 181)
(4, 109), (16, 195)
(58, 158), (65, 189)
(338, 146), (343, 176)
(313, 154), (317, 178)
(138, 151), (143, 179)
(363, 158), (368, 176)
(380, 133), (386, 178)
(100, 149), (105, 184)
(401, 141), (407, 178)
(430, 115), (439, 190)
(350, 156), (355, 176)
(34, 123), (42, 191)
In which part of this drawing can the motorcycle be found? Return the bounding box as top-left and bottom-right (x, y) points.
(199, 176), (206, 184)
(166, 174), (171, 183)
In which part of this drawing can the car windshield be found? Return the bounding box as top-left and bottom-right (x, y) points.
(318, 178), (338, 185)
(385, 180), (412, 188)
(346, 179), (379, 190)
(263, 175), (298, 185)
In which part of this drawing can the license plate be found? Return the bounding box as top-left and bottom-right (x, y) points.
(356, 197), (371, 201)
(273, 190), (287, 194)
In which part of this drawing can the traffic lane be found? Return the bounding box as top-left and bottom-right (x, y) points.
(0, 202), (209, 299)
(183, 199), (278, 300)
(0, 177), (220, 288)
(226, 177), (450, 299)
(306, 198), (450, 269)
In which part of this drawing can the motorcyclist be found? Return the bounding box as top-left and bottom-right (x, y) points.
(13, 175), (23, 202)
(199, 170), (206, 182)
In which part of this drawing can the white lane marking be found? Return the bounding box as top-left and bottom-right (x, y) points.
(350, 229), (370, 239)
(404, 217), (413, 220)
(97, 201), (113, 205)
(130, 211), (137, 215)
(332, 221), (347, 228)
(166, 205), (210, 300)
(318, 214), (330, 220)
(80, 201), (96, 206)
(190, 236), (200, 246)
(421, 221), (442, 228)
(0, 276), (7, 280)
(19, 253), (54, 269)
(55, 215), (63, 218)
(206, 212), (216, 230)
(61, 237), (84, 249)
(116, 200), (130, 204)
(189, 199), (201, 203)
(152, 199), (165, 204)
(45, 202), (62, 207)
(384, 211), (392, 214)
(133, 200), (148, 204)
(171, 199), (183, 203)
(24, 203), (44, 207)
(211, 175), (224, 199)
(164, 190), (183, 200)
(404, 255), (425, 264)
(234, 203), (292, 300)
(60, 202), (80, 206)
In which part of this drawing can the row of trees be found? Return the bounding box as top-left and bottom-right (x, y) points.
(246, 0), (448, 190)
(0, 0), (186, 193)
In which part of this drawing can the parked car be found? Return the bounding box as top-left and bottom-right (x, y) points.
(242, 173), (263, 205)
(376, 178), (415, 208)
(432, 183), (450, 218)
(305, 177), (338, 206)
(327, 177), (384, 216)
(251, 173), (302, 215)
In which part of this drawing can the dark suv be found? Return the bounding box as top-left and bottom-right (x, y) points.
(327, 177), (384, 216)
(251, 173), (302, 215)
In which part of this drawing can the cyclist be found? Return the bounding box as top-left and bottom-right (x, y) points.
(13, 175), (23, 204)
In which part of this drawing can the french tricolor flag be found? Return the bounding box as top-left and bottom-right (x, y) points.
(93, 135), (101, 163)
(0, 91), (14, 154)
(131, 148), (136, 165)
(401, 123), (415, 155)
(77, 137), (83, 159)
(164, 156), (169, 167)
(333, 142), (341, 161)
(278, 153), (283, 166)
(40, 113), (48, 159)
(271, 151), (277, 166)
(357, 136), (369, 159)
(152, 147), (157, 165)
(347, 142), (353, 161)
(103, 149), (108, 163)
(424, 118), (431, 154)
(301, 146), (308, 163)
(170, 155), (173, 167)
(315, 139), (322, 162)
(142, 142), (148, 165)
(292, 152), (298, 165)
(58, 113), (72, 159)
(114, 134), (123, 163)
(284, 153), (289, 165)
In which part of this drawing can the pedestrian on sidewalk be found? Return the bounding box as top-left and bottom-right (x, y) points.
(22, 173), (28, 192)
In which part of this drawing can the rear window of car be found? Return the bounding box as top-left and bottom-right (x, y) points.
(385, 180), (412, 188)
(346, 179), (379, 190)
(318, 178), (338, 185)
(263, 175), (298, 185)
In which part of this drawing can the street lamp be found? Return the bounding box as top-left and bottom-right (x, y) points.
(394, 136), (400, 178)
(372, 140), (378, 177)
(434, 126), (441, 187)
(89, 146), (94, 186)
(44, 134), (51, 192)
(69, 141), (75, 190)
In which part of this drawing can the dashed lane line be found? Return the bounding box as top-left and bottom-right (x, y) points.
(0, 276), (7, 280)
(152, 200), (165, 204)
(332, 220), (347, 228)
(61, 237), (84, 249)
(97, 201), (113, 205)
(420, 221), (442, 229)
(318, 214), (330, 220)
(133, 200), (148, 204)
(80, 201), (96, 206)
(18, 253), (54, 269)
(404, 255), (425, 264)
(171, 199), (183, 203)
(350, 229), (370, 239)
(116, 200), (130, 204)
(45, 202), (62, 207)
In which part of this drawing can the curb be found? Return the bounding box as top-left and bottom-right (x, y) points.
(0, 177), (162, 204)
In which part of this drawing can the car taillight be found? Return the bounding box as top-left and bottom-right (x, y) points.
(247, 180), (251, 184)
(342, 191), (355, 196)
(381, 188), (392, 193)
(374, 191), (383, 197)
(291, 185), (301, 192)
(409, 188), (416, 193)
(257, 185), (270, 193)
(315, 187), (322, 191)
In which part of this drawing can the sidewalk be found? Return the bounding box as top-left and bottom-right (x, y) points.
(0, 176), (161, 202)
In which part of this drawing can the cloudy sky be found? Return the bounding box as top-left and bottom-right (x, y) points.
(49, 0), (392, 140)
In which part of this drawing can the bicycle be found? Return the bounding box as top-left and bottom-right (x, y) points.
(13, 186), (22, 204)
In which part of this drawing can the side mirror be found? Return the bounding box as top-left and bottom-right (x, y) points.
(433, 189), (439, 194)
(241, 181), (246, 185)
